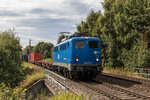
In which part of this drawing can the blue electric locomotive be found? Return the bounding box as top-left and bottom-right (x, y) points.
(53, 37), (103, 78)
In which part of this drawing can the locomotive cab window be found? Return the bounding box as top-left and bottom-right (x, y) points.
(75, 41), (85, 49)
(89, 41), (98, 48)
(67, 43), (69, 48)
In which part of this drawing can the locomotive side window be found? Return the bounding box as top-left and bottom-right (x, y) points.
(75, 41), (85, 49)
(58, 46), (60, 51)
(60, 45), (63, 50)
(67, 43), (69, 48)
(89, 41), (98, 48)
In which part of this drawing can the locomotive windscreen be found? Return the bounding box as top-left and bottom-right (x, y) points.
(75, 41), (85, 49)
(89, 41), (98, 48)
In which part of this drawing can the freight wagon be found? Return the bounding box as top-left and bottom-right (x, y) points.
(30, 53), (42, 63)
(28, 54), (30, 62)
(22, 55), (28, 62)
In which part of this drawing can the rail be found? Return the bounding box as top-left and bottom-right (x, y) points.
(133, 68), (150, 78)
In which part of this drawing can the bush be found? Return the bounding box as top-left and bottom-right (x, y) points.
(0, 30), (24, 87)
(0, 84), (26, 100)
(50, 93), (87, 100)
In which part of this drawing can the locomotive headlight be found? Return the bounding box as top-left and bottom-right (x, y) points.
(85, 37), (88, 39)
(96, 59), (99, 61)
(76, 58), (79, 62)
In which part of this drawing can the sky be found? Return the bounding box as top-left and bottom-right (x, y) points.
(0, 0), (104, 48)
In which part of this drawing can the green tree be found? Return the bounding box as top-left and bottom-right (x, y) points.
(0, 30), (24, 87)
(57, 34), (66, 44)
(76, 0), (150, 69)
(31, 42), (54, 59)
(22, 45), (34, 55)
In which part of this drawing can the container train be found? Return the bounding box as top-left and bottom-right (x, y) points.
(22, 53), (42, 63)
(22, 37), (103, 79)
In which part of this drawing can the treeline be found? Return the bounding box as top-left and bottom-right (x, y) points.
(22, 42), (54, 59)
(77, 0), (150, 69)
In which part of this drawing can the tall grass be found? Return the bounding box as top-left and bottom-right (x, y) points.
(20, 72), (45, 89)
(22, 62), (40, 70)
(20, 62), (45, 89)
(43, 58), (52, 62)
(103, 68), (144, 78)
(34, 93), (87, 100)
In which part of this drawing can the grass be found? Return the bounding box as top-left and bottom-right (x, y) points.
(20, 72), (45, 89)
(22, 62), (40, 70)
(20, 62), (45, 89)
(103, 68), (145, 79)
(43, 58), (52, 62)
(34, 93), (87, 100)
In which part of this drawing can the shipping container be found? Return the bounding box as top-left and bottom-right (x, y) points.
(22, 55), (28, 61)
(30, 53), (42, 61)
(26, 54), (28, 61)
(28, 54), (30, 62)
(22, 55), (26, 61)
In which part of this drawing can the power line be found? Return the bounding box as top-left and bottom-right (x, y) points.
(67, 0), (99, 33)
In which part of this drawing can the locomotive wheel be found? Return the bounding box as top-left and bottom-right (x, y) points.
(60, 67), (64, 75)
(73, 72), (79, 79)
(69, 71), (73, 79)
(63, 68), (67, 77)
(66, 70), (69, 78)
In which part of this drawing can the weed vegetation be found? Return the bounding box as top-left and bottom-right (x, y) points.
(43, 58), (52, 62)
(103, 68), (144, 79)
(20, 62), (45, 89)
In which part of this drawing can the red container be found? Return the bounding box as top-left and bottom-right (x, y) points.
(30, 53), (42, 61)
(26, 54), (28, 61)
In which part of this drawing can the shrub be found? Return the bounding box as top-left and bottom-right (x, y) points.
(0, 30), (24, 87)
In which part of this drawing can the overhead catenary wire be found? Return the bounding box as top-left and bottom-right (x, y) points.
(67, 0), (101, 33)
(59, 0), (100, 35)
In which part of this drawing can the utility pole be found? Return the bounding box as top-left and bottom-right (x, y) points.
(29, 39), (32, 54)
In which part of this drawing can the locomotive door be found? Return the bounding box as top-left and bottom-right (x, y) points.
(66, 42), (69, 64)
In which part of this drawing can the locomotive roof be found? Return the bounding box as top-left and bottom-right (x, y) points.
(54, 37), (100, 47)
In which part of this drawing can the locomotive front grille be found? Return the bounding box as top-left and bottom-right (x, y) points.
(73, 64), (102, 72)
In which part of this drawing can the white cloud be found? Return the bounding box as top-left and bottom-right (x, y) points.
(0, 0), (103, 48)
(18, 34), (57, 48)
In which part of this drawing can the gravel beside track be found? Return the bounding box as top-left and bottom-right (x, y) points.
(96, 73), (150, 97)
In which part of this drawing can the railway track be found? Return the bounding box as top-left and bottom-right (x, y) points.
(96, 73), (150, 97)
(45, 69), (150, 99)
(29, 62), (150, 99)
(101, 73), (150, 86)
(79, 80), (150, 100)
